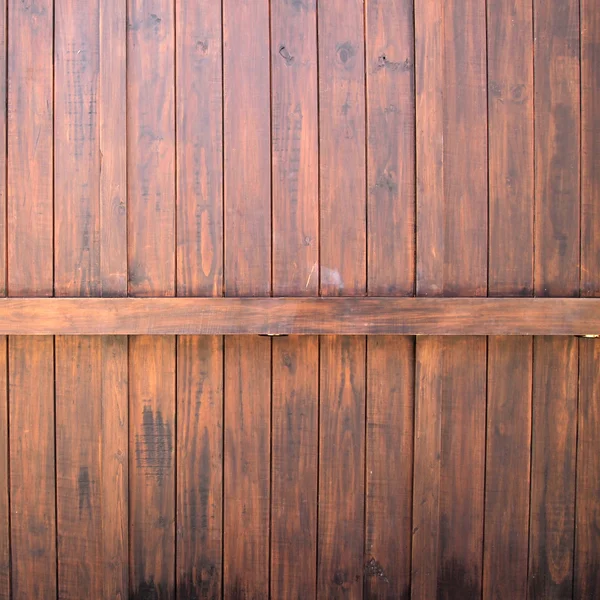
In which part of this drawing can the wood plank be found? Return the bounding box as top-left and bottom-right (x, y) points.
(415, 0), (488, 297)
(127, 0), (175, 298)
(176, 335), (222, 599)
(223, 0), (270, 297)
(318, 0), (366, 296)
(223, 336), (270, 599)
(318, 336), (365, 599)
(271, 335), (318, 599)
(575, 338), (600, 598)
(9, 336), (56, 600)
(130, 335), (176, 600)
(483, 336), (532, 599)
(534, 0), (580, 297)
(7, 0), (54, 296)
(487, 0), (534, 297)
(581, 0), (600, 296)
(0, 337), (8, 600)
(0, 297), (600, 336)
(0, 0), (6, 296)
(366, 0), (415, 296)
(365, 336), (413, 599)
(271, 0), (318, 297)
(529, 336), (577, 598)
(412, 337), (486, 598)
(176, 0), (222, 298)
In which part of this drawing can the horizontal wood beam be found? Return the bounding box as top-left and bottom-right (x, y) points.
(0, 297), (598, 336)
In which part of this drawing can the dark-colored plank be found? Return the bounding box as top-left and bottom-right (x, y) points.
(366, 0), (415, 296)
(223, 336), (271, 599)
(318, 0), (366, 296)
(483, 337), (532, 599)
(487, 0), (534, 297)
(575, 338), (600, 598)
(223, 0), (270, 297)
(7, 0), (53, 297)
(271, 0), (318, 297)
(318, 336), (365, 599)
(412, 337), (486, 599)
(415, 0), (487, 297)
(9, 336), (56, 600)
(176, 0), (222, 298)
(529, 336), (577, 599)
(130, 335), (176, 600)
(127, 0), (175, 298)
(365, 336), (413, 599)
(1, 297), (600, 336)
(0, 337), (8, 600)
(533, 0), (580, 297)
(271, 336), (318, 599)
(176, 335), (222, 599)
(581, 0), (600, 297)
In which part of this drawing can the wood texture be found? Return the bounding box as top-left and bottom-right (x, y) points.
(223, 336), (271, 599)
(318, 336), (365, 599)
(412, 337), (487, 599)
(223, 0), (270, 297)
(0, 0), (5, 296)
(575, 338), (600, 598)
(176, 0), (222, 298)
(176, 335), (222, 599)
(129, 335), (176, 599)
(533, 0), (580, 297)
(0, 337), (8, 600)
(9, 336), (56, 600)
(529, 336), (578, 599)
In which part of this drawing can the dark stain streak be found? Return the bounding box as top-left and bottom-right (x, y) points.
(364, 557), (390, 583)
(196, 39), (208, 55)
(437, 559), (480, 600)
(374, 172), (398, 193)
(377, 55), (412, 72)
(278, 45), (295, 66)
(135, 407), (173, 484)
(77, 466), (92, 516)
(129, 579), (169, 600)
(176, 564), (218, 600)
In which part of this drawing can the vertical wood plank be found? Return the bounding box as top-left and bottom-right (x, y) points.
(529, 336), (578, 599)
(176, 0), (222, 298)
(130, 335), (176, 600)
(575, 339), (600, 598)
(318, 0), (365, 296)
(9, 336), (56, 600)
(487, 0), (534, 297)
(533, 0), (580, 297)
(223, 0), (270, 297)
(366, 0), (415, 296)
(581, 0), (600, 295)
(0, 0), (6, 296)
(270, 1), (319, 597)
(7, 0), (54, 296)
(365, 336), (413, 600)
(177, 335), (223, 599)
(318, 336), (366, 599)
(0, 337), (8, 600)
(483, 337), (532, 599)
(223, 336), (271, 599)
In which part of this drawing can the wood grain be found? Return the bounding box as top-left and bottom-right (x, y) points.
(318, 0), (366, 296)
(412, 337), (486, 599)
(0, 337), (8, 600)
(271, 0), (318, 297)
(366, 0), (415, 296)
(176, 0), (222, 298)
(176, 335), (222, 599)
(365, 336), (413, 599)
(9, 336), (56, 600)
(223, 0), (270, 297)
(0, 0), (6, 296)
(318, 336), (365, 599)
(529, 337), (578, 599)
(7, 0), (54, 297)
(575, 338), (600, 598)
(581, 0), (600, 297)
(129, 335), (176, 600)
(534, 0), (580, 297)
(223, 336), (271, 599)
(271, 335), (318, 599)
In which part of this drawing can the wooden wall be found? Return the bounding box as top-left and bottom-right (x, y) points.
(0, 0), (598, 598)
